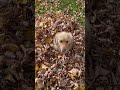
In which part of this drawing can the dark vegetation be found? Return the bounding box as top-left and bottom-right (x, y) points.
(0, 0), (34, 89)
(86, 0), (120, 89)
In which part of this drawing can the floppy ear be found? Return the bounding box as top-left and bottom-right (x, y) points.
(54, 36), (58, 45)
(68, 33), (73, 38)
(68, 33), (74, 48)
(53, 34), (59, 50)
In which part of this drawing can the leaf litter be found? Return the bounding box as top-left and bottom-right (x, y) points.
(86, 0), (120, 89)
(35, 11), (85, 90)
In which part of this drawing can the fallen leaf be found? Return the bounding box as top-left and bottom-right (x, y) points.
(77, 83), (85, 90)
(68, 68), (82, 77)
(68, 73), (75, 80)
(45, 37), (52, 43)
(1, 43), (19, 52)
(5, 73), (15, 83)
(41, 64), (48, 70)
(35, 64), (39, 71)
(37, 43), (43, 48)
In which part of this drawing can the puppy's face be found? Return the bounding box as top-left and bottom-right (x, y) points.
(54, 32), (73, 54)
(58, 38), (69, 53)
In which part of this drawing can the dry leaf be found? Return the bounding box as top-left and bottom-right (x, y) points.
(41, 64), (48, 70)
(1, 43), (19, 52)
(5, 74), (15, 83)
(45, 37), (52, 43)
(77, 83), (85, 90)
(68, 68), (82, 77)
(37, 43), (43, 48)
(68, 73), (75, 80)
(35, 64), (39, 71)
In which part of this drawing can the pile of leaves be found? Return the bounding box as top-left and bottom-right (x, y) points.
(35, 11), (85, 90)
(86, 0), (120, 89)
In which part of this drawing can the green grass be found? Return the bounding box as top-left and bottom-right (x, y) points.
(35, 0), (85, 26)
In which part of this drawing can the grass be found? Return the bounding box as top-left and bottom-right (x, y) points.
(35, 0), (85, 26)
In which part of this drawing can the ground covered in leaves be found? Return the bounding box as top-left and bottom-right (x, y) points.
(35, 11), (85, 90)
(86, 0), (120, 89)
(0, 0), (34, 89)
(35, 0), (85, 26)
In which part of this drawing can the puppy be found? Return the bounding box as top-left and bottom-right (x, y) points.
(53, 32), (73, 54)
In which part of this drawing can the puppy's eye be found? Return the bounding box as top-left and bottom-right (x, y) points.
(66, 41), (68, 43)
(60, 40), (63, 43)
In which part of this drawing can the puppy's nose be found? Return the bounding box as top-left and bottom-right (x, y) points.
(60, 47), (66, 53)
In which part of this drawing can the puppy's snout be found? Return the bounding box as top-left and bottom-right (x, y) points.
(62, 48), (66, 53)
(60, 46), (66, 53)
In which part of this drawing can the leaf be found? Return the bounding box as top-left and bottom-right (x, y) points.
(41, 64), (48, 70)
(68, 73), (75, 80)
(23, 30), (34, 40)
(21, 0), (28, 4)
(74, 83), (79, 89)
(5, 73), (15, 83)
(77, 83), (85, 90)
(17, 0), (28, 4)
(35, 78), (44, 89)
(43, 23), (47, 28)
(1, 43), (19, 52)
(37, 43), (43, 48)
(45, 37), (52, 43)
(4, 51), (16, 58)
(68, 68), (82, 77)
(0, 34), (5, 44)
(35, 64), (39, 71)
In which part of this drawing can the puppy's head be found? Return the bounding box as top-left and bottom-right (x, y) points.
(54, 32), (73, 54)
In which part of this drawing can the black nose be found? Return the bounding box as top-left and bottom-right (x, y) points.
(61, 48), (66, 53)
(63, 48), (66, 52)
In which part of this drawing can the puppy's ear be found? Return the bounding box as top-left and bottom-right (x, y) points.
(54, 34), (59, 45)
(53, 33), (60, 51)
(68, 33), (74, 45)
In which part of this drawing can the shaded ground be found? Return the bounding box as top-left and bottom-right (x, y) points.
(86, 0), (120, 89)
(0, 0), (34, 89)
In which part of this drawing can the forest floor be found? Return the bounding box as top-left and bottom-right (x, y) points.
(35, 0), (85, 90)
